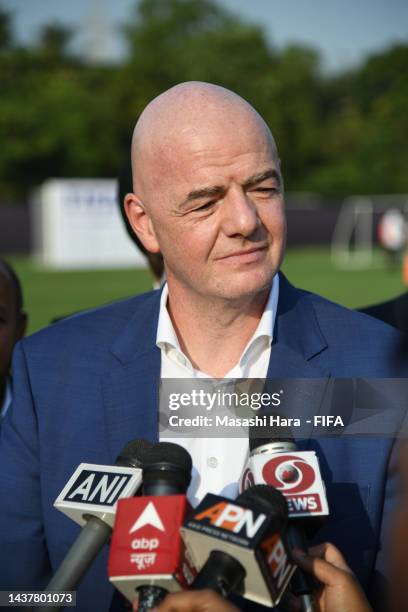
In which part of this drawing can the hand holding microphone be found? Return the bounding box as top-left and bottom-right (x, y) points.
(242, 426), (374, 612)
(291, 543), (372, 612)
(143, 550), (372, 612)
(242, 429), (330, 612)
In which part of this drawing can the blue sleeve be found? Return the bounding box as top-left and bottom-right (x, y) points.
(0, 341), (51, 590)
(368, 437), (402, 611)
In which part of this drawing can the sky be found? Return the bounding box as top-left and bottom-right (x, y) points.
(2, 0), (408, 72)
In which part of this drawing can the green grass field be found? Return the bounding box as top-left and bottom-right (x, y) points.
(5, 248), (406, 336)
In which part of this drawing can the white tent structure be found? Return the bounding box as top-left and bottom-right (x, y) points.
(31, 179), (146, 269)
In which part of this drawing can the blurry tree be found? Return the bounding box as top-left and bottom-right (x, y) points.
(0, 14), (123, 196)
(0, 7), (12, 49)
(302, 45), (408, 196)
(37, 23), (74, 61)
(261, 45), (323, 188)
(352, 45), (408, 194)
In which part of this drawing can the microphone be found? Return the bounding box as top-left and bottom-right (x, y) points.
(180, 484), (295, 608)
(241, 432), (330, 612)
(109, 442), (195, 611)
(242, 432), (329, 519)
(142, 441), (192, 496)
(39, 439), (151, 611)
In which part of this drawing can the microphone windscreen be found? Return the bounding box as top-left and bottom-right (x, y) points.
(237, 484), (288, 530)
(144, 442), (193, 474)
(249, 412), (295, 452)
(116, 439), (154, 468)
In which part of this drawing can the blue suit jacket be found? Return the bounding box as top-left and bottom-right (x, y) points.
(0, 274), (406, 611)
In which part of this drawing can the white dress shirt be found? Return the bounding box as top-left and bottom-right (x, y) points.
(157, 275), (279, 505)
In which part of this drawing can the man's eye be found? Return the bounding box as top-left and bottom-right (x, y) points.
(195, 200), (216, 212)
(255, 187), (278, 194)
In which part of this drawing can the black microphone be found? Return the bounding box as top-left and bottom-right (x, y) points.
(142, 441), (192, 496)
(117, 441), (193, 611)
(190, 484), (290, 597)
(181, 484), (295, 608)
(242, 430), (329, 612)
(39, 439), (152, 612)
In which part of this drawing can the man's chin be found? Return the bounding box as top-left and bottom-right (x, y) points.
(211, 276), (274, 302)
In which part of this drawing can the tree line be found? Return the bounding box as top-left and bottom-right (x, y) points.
(1, 0), (407, 201)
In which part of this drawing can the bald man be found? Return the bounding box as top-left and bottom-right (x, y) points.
(0, 83), (406, 612)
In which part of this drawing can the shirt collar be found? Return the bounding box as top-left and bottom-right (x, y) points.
(156, 282), (180, 351)
(249, 273), (279, 344)
(156, 274), (279, 358)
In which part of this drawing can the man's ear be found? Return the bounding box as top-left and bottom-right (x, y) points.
(124, 193), (161, 254)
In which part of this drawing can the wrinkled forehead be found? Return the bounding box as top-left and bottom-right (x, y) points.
(135, 117), (279, 201)
(162, 116), (273, 167)
(132, 85), (278, 195)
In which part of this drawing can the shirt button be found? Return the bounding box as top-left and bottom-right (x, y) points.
(207, 457), (218, 468)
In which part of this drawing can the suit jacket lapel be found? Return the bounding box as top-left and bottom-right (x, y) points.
(266, 274), (332, 441)
(102, 291), (162, 463)
(268, 273), (329, 378)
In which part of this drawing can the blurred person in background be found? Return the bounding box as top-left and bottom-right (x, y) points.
(360, 292), (408, 334)
(0, 259), (27, 424)
(142, 546), (373, 612)
(377, 208), (407, 267)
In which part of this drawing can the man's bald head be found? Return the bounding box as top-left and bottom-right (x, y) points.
(124, 80), (286, 306)
(131, 81), (279, 199)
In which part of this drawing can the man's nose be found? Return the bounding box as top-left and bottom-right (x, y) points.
(220, 187), (260, 237)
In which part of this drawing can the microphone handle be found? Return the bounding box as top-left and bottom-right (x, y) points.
(137, 586), (168, 611)
(190, 550), (246, 598)
(38, 517), (111, 612)
(287, 524), (317, 612)
(299, 593), (317, 612)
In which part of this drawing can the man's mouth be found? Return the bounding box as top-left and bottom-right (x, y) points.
(216, 245), (268, 263)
